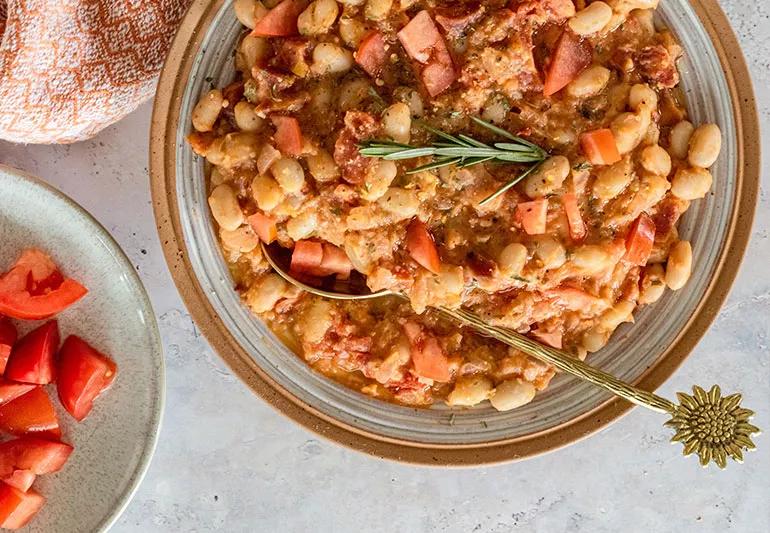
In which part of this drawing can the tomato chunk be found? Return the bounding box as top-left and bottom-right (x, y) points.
(247, 213), (278, 244)
(290, 240), (324, 274)
(402, 322), (450, 382)
(562, 193), (586, 242)
(580, 129), (621, 165)
(4, 321), (59, 385)
(355, 31), (387, 78)
(0, 381), (35, 407)
(251, 0), (307, 37)
(57, 336), (117, 421)
(531, 329), (563, 349)
(2, 471), (35, 493)
(0, 437), (73, 479)
(0, 483), (44, 529)
(516, 199), (549, 235)
(543, 29), (593, 96)
(0, 388), (60, 439)
(406, 219), (441, 274)
(624, 213), (656, 265)
(0, 320), (17, 375)
(271, 115), (303, 156)
(319, 244), (353, 279)
(397, 11), (456, 96)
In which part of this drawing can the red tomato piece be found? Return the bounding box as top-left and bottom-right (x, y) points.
(580, 129), (621, 165)
(516, 199), (549, 235)
(0, 437), (73, 479)
(271, 115), (303, 156)
(624, 213), (656, 265)
(319, 244), (353, 279)
(406, 219), (442, 274)
(397, 10), (456, 96)
(402, 322), (450, 382)
(290, 241), (324, 274)
(531, 329), (563, 349)
(0, 483), (44, 529)
(2, 471), (35, 493)
(247, 213), (278, 244)
(4, 321), (59, 385)
(0, 388), (60, 439)
(57, 336), (117, 421)
(251, 0), (308, 37)
(543, 29), (593, 96)
(0, 381), (35, 407)
(562, 193), (586, 242)
(0, 320), (17, 375)
(355, 31), (387, 78)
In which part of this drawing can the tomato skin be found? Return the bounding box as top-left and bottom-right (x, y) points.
(624, 213), (656, 265)
(516, 199), (549, 235)
(543, 29), (593, 96)
(1, 471), (35, 493)
(247, 213), (277, 244)
(0, 388), (60, 439)
(57, 336), (118, 421)
(580, 129), (621, 165)
(0, 381), (35, 407)
(355, 31), (387, 78)
(403, 321), (451, 382)
(271, 115), (303, 156)
(4, 320), (59, 385)
(406, 219), (442, 274)
(0, 320), (17, 375)
(0, 482), (45, 529)
(251, 0), (307, 37)
(0, 437), (73, 479)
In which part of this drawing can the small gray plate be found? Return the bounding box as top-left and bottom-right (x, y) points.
(0, 164), (164, 532)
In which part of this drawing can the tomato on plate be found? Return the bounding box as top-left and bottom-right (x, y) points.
(0, 320), (17, 374)
(0, 482), (44, 529)
(57, 336), (117, 421)
(0, 388), (60, 439)
(4, 321), (59, 385)
(1, 470), (35, 493)
(0, 381), (35, 407)
(0, 249), (87, 320)
(0, 437), (73, 480)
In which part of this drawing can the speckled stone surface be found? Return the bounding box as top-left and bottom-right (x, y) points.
(0, 1), (768, 531)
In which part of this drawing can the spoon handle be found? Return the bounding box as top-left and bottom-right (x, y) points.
(437, 306), (759, 468)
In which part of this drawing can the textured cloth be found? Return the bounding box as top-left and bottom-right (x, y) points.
(0, 0), (192, 144)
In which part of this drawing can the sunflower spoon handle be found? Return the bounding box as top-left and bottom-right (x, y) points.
(439, 307), (760, 468)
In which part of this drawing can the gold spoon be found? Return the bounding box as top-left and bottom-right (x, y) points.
(262, 242), (759, 468)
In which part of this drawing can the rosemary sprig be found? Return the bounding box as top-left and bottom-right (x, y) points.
(358, 117), (548, 206)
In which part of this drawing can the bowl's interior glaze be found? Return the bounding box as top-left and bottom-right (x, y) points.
(174, 2), (737, 446)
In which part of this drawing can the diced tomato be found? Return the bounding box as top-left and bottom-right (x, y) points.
(290, 240), (324, 274)
(0, 381), (35, 407)
(624, 213), (656, 265)
(271, 115), (303, 156)
(57, 336), (118, 421)
(0, 250), (87, 320)
(531, 329), (563, 349)
(402, 322), (450, 382)
(0, 388), (60, 439)
(2, 471), (35, 493)
(251, 0), (307, 37)
(0, 320), (17, 374)
(516, 199), (549, 235)
(580, 129), (621, 165)
(247, 213), (278, 244)
(562, 193), (586, 242)
(319, 244), (353, 279)
(397, 10), (456, 96)
(0, 437), (73, 478)
(4, 321), (59, 385)
(0, 483), (44, 529)
(355, 31), (387, 78)
(406, 219), (441, 274)
(543, 28), (593, 96)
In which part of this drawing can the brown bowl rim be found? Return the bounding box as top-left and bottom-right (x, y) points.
(149, 0), (760, 465)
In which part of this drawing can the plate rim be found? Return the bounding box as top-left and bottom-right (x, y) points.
(149, 0), (760, 465)
(0, 164), (166, 528)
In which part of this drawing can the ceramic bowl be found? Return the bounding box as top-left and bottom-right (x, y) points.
(150, 0), (759, 464)
(0, 165), (164, 530)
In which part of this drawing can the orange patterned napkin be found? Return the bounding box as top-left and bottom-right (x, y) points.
(0, 0), (192, 144)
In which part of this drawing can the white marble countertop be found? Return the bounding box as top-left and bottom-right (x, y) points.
(1, 2), (768, 531)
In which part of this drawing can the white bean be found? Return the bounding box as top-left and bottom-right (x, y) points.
(192, 89), (224, 132)
(535, 238), (567, 270)
(638, 263), (666, 305)
(297, 0), (339, 35)
(339, 17), (368, 48)
(251, 174), (285, 211)
(362, 160), (397, 201)
(582, 326), (609, 353)
(628, 83), (658, 114)
(490, 379), (536, 411)
(568, 1), (612, 36)
(382, 103), (411, 144)
(639, 144), (671, 176)
(301, 299), (335, 343)
(446, 376), (493, 407)
(687, 123), (722, 168)
(572, 245), (614, 274)
(599, 300), (635, 331)
(365, 0), (393, 21)
(566, 65), (611, 98)
(305, 149), (340, 182)
(665, 240), (692, 290)
(208, 184), (244, 231)
(377, 188), (419, 219)
(271, 157), (306, 193)
(220, 225), (259, 253)
(246, 273), (288, 313)
(233, 101), (264, 132)
(522, 155), (570, 198)
(311, 43), (353, 75)
(593, 157), (633, 200)
(668, 120), (694, 160)
(611, 112), (645, 154)
(239, 35), (269, 73)
(234, 0), (258, 28)
(286, 210), (319, 240)
(498, 243), (528, 277)
(393, 87), (424, 118)
(671, 166), (712, 200)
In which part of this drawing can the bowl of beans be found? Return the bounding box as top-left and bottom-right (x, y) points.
(150, 0), (759, 464)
